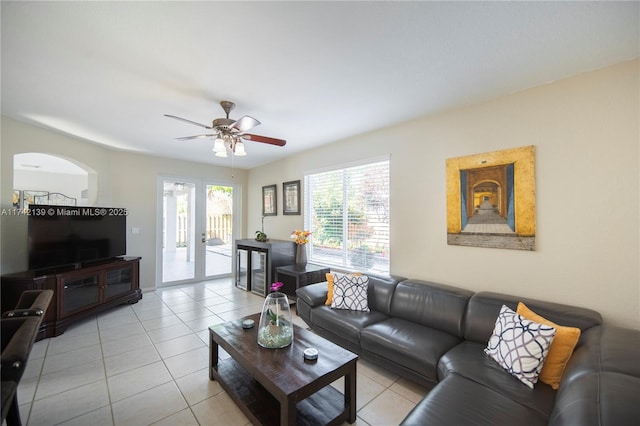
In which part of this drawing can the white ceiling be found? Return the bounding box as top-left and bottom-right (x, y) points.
(2, 1), (638, 169)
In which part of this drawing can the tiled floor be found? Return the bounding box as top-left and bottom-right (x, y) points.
(15, 278), (428, 426)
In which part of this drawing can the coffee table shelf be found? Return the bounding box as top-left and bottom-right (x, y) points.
(212, 358), (348, 426)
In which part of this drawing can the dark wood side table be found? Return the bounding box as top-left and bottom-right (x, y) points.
(275, 264), (330, 298)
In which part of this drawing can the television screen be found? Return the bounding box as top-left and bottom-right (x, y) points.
(28, 205), (127, 270)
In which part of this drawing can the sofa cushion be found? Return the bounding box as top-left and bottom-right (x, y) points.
(331, 273), (370, 311)
(549, 372), (640, 426)
(439, 340), (557, 418)
(389, 280), (473, 337)
(464, 292), (602, 344)
(400, 373), (548, 426)
(311, 305), (387, 347)
(517, 302), (581, 389)
(361, 318), (462, 383)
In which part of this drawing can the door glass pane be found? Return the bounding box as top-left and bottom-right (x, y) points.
(205, 184), (233, 277)
(163, 181), (196, 283)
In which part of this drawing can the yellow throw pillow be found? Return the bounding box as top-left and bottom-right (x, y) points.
(516, 302), (581, 389)
(325, 272), (361, 306)
(325, 273), (335, 306)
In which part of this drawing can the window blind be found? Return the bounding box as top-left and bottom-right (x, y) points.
(304, 158), (390, 274)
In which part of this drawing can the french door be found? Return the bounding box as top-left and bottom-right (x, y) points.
(158, 177), (237, 287)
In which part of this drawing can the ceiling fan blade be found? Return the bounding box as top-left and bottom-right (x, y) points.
(229, 115), (260, 132)
(175, 134), (216, 141)
(164, 114), (213, 129)
(242, 134), (286, 146)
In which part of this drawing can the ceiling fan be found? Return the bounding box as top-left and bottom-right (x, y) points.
(165, 101), (286, 157)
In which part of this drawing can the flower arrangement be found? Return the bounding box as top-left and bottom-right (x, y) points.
(291, 230), (311, 245)
(270, 281), (283, 293)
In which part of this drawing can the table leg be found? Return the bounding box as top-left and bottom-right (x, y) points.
(209, 331), (219, 381)
(345, 361), (357, 423)
(280, 395), (296, 426)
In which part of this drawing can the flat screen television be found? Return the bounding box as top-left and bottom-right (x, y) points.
(28, 204), (127, 271)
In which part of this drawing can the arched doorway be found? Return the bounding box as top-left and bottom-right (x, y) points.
(13, 153), (93, 207)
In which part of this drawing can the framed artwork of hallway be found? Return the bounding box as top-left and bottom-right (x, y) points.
(446, 145), (536, 251)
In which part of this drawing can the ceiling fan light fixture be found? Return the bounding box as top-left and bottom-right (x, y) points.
(213, 137), (226, 153)
(215, 149), (228, 158)
(234, 140), (247, 156)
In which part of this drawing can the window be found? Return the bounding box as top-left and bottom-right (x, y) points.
(304, 157), (390, 274)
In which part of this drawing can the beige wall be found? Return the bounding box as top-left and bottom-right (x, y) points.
(247, 59), (639, 329)
(0, 117), (248, 290)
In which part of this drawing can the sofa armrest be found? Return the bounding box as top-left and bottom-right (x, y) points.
(1, 317), (41, 382)
(296, 282), (328, 307)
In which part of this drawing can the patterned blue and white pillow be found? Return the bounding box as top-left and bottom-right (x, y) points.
(484, 305), (556, 389)
(331, 273), (370, 312)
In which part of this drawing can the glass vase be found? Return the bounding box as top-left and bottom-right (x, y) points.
(257, 292), (293, 348)
(296, 244), (307, 268)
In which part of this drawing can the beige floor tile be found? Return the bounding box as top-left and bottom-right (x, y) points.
(27, 338), (49, 360)
(35, 358), (105, 400)
(332, 370), (387, 410)
(358, 359), (400, 387)
(154, 333), (206, 359)
(108, 360), (173, 402)
(190, 391), (250, 426)
(97, 308), (138, 330)
(22, 355), (45, 381)
(45, 331), (101, 356)
(357, 388), (417, 426)
(56, 406), (113, 426)
(164, 346), (210, 379)
(133, 304), (176, 321)
(41, 344), (102, 375)
(101, 331), (152, 357)
(174, 367), (224, 406)
(184, 314), (225, 332)
(112, 382), (188, 426)
(166, 300), (204, 314)
(27, 380), (109, 426)
(147, 322), (193, 343)
(151, 408), (200, 426)
(176, 306), (216, 322)
(98, 321), (147, 342)
(389, 377), (430, 404)
(103, 344), (160, 377)
(61, 316), (99, 337)
(141, 313), (183, 331)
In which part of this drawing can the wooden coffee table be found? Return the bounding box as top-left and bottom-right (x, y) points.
(209, 313), (358, 426)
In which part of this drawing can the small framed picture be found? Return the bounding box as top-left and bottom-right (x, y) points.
(262, 184), (277, 216)
(283, 180), (301, 215)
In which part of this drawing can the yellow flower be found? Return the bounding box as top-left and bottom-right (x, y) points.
(290, 230), (311, 245)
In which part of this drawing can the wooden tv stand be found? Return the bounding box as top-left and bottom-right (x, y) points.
(1, 257), (142, 340)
